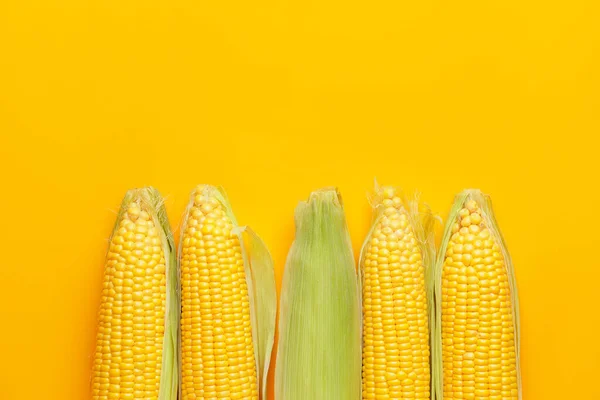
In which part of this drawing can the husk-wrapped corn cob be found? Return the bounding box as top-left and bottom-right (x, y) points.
(275, 188), (362, 400)
(92, 187), (179, 400)
(359, 184), (435, 400)
(179, 185), (276, 400)
(432, 190), (521, 400)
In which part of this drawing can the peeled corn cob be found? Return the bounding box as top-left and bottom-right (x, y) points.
(92, 187), (179, 400)
(360, 185), (435, 400)
(275, 188), (362, 400)
(179, 185), (276, 400)
(432, 190), (521, 400)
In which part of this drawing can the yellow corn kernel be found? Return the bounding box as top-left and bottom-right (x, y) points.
(92, 188), (178, 400)
(432, 190), (521, 400)
(180, 185), (275, 400)
(361, 185), (434, 400)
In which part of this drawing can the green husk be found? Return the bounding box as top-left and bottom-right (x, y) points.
(236, 227), (277, 400)
(431, 190), (521, 400)
(359, 182), (437, 400)
(108, 188), (179, 400)
(275, 188), (362, 400)
(179, 185), (276, 400)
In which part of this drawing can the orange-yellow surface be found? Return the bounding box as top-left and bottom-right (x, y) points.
(1, 1), (599, 399)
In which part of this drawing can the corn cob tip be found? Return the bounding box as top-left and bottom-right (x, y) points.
(191, 184), (221, 204)
(305, 186), (343, 206)
(184, 184), (238, 227)
(367, 184), (404, 208)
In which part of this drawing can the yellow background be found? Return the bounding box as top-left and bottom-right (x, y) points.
(1, 0), (599, 399)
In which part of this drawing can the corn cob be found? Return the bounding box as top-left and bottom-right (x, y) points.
(275, 188), (362, 400)
(179, 185), (276, 400)
(92, 187), (179, 400)
(360, 185), (435, 400)
(432, 190), (521, 400)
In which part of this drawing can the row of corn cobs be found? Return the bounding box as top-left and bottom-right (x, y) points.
(91, 184), (520, 400)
